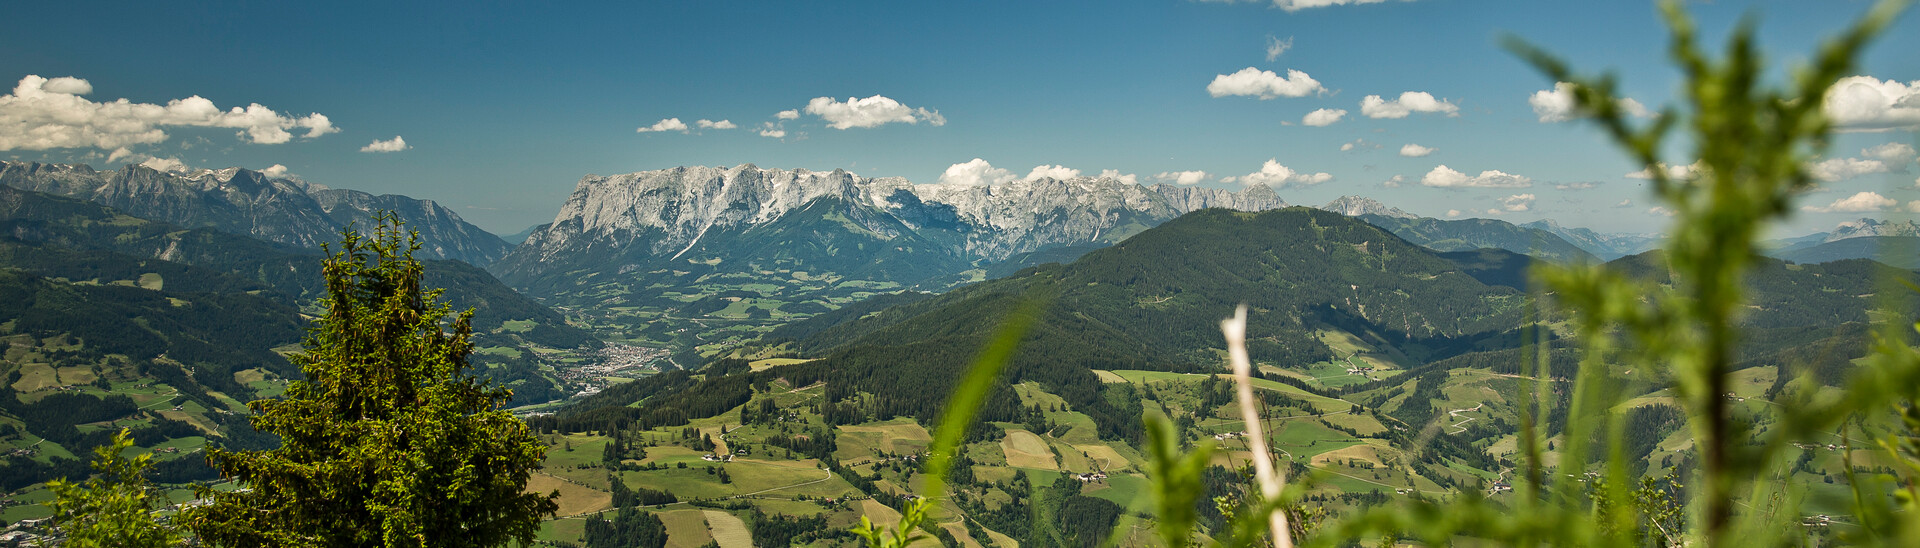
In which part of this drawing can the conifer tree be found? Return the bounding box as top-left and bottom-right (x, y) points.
(184, 214), (558, 547)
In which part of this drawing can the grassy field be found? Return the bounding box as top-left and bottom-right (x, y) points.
(1001, 429), (1058, 470)
(703, 509), (753, 548)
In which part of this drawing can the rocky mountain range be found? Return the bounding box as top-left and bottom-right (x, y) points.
(0, 161), (511, 266)
(492, 164), (1288, 293)
(1826, 218), (1920, 241)
(1317, 195), (1417, 219)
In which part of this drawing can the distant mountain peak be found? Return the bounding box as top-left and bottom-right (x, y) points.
(1829, 217), (1920, 242)
(1318, 195), (1416, 219)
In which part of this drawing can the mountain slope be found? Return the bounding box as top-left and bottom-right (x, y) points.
(0, 161), (510, 266)
(1770, 236), (1920, 268)
(1519, 219), (1662, 260)
(1359, 214), (1598, 263)
(0, 185), (597, 404)
(570, 207), (1530, 444)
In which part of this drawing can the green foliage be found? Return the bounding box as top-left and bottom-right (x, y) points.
(43, 428), (180, 548)
(181, 214), (558, 548)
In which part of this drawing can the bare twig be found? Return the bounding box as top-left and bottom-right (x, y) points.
(1223, 304), (1292, 548)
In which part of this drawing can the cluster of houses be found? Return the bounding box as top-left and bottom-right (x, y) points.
(1212, 431), (1245, 441)
(0, 519), (50, 546)
(1072, 472), (1108, 482)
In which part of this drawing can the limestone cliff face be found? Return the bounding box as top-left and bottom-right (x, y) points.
(0, 161), (510, 265)
(494, 164), (1292, 288)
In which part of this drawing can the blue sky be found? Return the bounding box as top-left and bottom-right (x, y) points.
(3, 0), (1917, 236)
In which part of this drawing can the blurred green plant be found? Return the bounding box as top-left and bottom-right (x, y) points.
(43, 428), (180, 548)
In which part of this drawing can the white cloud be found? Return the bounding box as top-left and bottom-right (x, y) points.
(1340, 138), (1378, 152)
(695, 119), (736, 130)
(106, 146), (134, 163)
(0, 75), (338, 151)
(1359, 91), (1459, 119)
(1265, 35), (1293, 61)
(1419, 165), (1532, 188)
(1809, 157), (1890, 182)
(1398, 143), (1434, 157)
(1625, 160), (1705, 180)
(775, 109), (800, 120)
(1498, 193), (1536, 212)
(1382, 175), (1406, 188)
(757, 128), (786, 139)
(1649, 206), (1676, 217)
(804, 95), (945, 129)
(1862, 142), (1917, 165)
(1556, 181), (1600, 190)
(261, 164), (290, 177)
(1909, 200), (1920, 213)
(1025, 165), (1081, 181)
(938, 158), (1016, 187)
(1823, 76), (1920, 131)
(1154, 170), (1211, 185)
(1261, 0), (1399, 12)
(636, 118), (689, 133)
(1207, 67), (1326, 99)
(1224, 159), (1331, 188)
(1097, 169), (1139, 185)
(1302, 108), (1347, 127)
(1528, 82), (1654, 123)
(360, 135), (409, 153)
(1615, 199), (1633, 208)
(138, 156), (187, 172)
(1803, 191), (1896, 213)
(1445, 209), (1462, 217)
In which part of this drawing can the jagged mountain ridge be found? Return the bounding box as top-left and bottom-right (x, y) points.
(492, 164), (1289, 294)
(0, 161), (511, 266)
(1318, 195), (1416, 219)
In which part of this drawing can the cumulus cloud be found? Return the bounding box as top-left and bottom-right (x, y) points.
(1398, 143), (1434, 157)
(1556, 181), (1600, 190)
(1823, 76), (1920, 131)
(636, 118), (689, 133)
(260, 164), (290, 178)
(1098, 169), (1139, 185)
(1498, 194), (1535, 212)
(1340, 138), (1379, 152)
(1222, 159), (1332, 188)
(1803, 191), (1896, 213)
(1615, 199), (1633, 208)
(0, 75), (338, 151)
(1863, 142), (1917, 165)
(138, 156), (187, 172)
(695, 119), (736, 129)
(1207, 67), (1326, 99)
(756, 122), (787, 139)
(775, 109), (800, 120)
(1419, 165), (1532, 188)
(1302, 108), (1347, 127)
(1649, 206), (1676, 217)
(1809, 157), (1890, 182)
(1445, 209), (1462, 217)
(1528, 82), (1654, 123)
(804, 95), (945, 129)
(1909, 200), (1920, 213)
(1025, 165), (1081, 181)
(106, 147), (135, 163)
(1359, 91), (1459, 119)
(1265, 35), (1294, 61)
(1381, 175), (1407, 188)
(938, 158), (1017, 187)
(360, 136), (409, 153)
(1154, 170), (1211, 185)
(1625, 160), (1706, 180)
